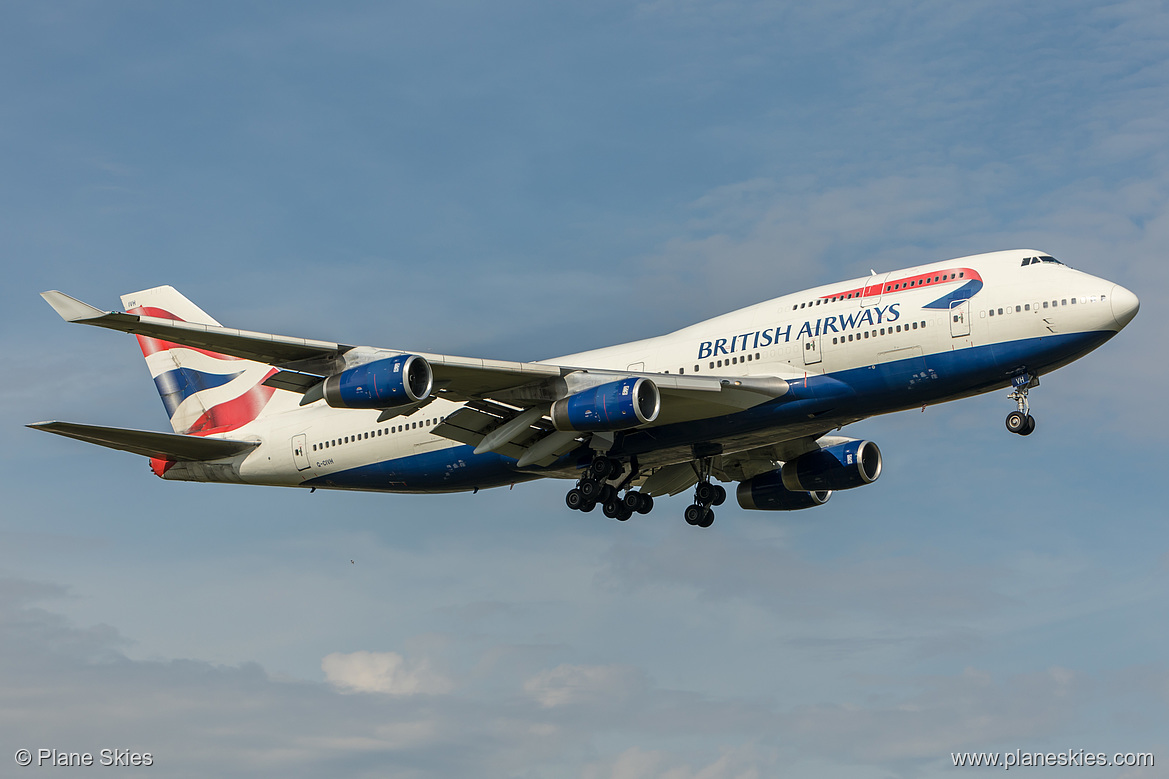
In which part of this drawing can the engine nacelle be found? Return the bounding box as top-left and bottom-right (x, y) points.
(737, 470), (831, 511)
(781, 439), (882, 492)
(550, 377), (660, 432)
(322, 355), (433, 410)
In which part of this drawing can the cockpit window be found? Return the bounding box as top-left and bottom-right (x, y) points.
(1022, 255), (1065, 266)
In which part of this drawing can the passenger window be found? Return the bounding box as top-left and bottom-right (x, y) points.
(1043, 301), (1048, 308)
(880, 328), (885, 335)
(694, 365), (699, 372)
(1015, 305), (1021, 312)
(1025, 304), (1030, 311)
(912, 321), (917, 329)
(679, 368), (684, 374)
(833, 337), (838, 344)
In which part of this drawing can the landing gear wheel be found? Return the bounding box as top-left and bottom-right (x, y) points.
(566, 489), (585, 511)
(579, 500), (596, 513)
(615, 503), (632, 521)
(684, 504), (705, 526)
(697, 507), (715, 528)
(599, 484), (617, 504)
(695, 482), (716, 505)
(603, 500), (622, 519)
(1020, 414), (1036, 436)
(1005, 410), (1027, 434)
(579, 480), (601, 500)
(628, 492), (653, 514)
(591, 456), (615, 480)
(711, 485), (727, 506)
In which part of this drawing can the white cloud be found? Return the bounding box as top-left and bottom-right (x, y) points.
(523, 663), (645, 708)
(322, 650), (453, 696)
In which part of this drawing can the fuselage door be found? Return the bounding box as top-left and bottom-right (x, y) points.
(292, 433), (310, 471)
(802, 334), (822, 365)
(861, 273), (890, 307)
(949, 300), (970, 337)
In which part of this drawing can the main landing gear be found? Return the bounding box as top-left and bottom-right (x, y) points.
(1005, 373), (1038, 436)
(684, 460), (726, 528)
(564, 454), (726, 529)
(564, 454), (653, 522)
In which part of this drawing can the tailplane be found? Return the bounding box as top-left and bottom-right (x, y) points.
(120, 286), (279, 435)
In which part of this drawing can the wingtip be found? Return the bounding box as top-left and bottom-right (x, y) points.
(40, 290), (107, 322)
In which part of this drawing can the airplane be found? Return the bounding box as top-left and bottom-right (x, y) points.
(30, 249), (1138, 527)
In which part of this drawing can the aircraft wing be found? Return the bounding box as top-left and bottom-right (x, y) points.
(42, 289), (790, 410)
(41, 290), (350, 366)
(28, 421), (258, 461)
(42, 289), (795, 466)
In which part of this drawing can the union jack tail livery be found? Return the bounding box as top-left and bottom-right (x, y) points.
(120, 286), (278, 436)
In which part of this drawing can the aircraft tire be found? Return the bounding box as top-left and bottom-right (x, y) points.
(684, 504), (704, 525)
(566, 489), (585, 511)
(1005, 411), (1027, 434)
(711, 485), (726, 506)
(698, 507), (714, 528)
(695, 482), (716, 505)
(1021, 415), (1036, 436)
(580, 480), (601, 499)
(591, 456), (615, 480)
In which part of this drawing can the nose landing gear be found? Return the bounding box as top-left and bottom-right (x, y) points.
(1005, 373), (1038, 436)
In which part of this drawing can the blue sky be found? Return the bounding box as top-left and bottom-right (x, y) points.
(2, 1), (1166, 776)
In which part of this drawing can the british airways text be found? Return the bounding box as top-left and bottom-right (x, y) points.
(697, 304), (902, 359)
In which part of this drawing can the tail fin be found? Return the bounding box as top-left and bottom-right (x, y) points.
(121, 286), (278, 435)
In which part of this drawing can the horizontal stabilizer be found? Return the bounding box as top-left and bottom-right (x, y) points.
(29, 421), (258, 461)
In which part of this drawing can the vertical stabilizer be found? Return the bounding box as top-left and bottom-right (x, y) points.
(120, 286), (278, 435)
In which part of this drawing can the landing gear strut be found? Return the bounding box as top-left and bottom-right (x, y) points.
(565, 454), (653, 521)
(1005, 373), (1038, 436)
(685, 459), (725, 528)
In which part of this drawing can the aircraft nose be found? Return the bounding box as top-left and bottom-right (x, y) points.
(1110, 284), (1139, 328)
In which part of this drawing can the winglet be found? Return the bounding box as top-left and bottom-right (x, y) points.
(40, 290), (108, 322)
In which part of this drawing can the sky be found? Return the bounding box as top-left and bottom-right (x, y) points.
(2, 1), (1167, 777)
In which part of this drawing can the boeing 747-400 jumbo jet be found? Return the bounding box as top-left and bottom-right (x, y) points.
(32, 249), (1138, 527)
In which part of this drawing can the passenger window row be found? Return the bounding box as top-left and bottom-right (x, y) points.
(984, 294), (1105, 318)
(830, 320), (927, 345)
(311, 416), (447, 452)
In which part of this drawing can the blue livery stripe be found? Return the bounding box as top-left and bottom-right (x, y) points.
(923, 279), (984, 309)
(153, 367), (246, 417)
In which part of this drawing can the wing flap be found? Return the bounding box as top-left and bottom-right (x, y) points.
(29, 421), (257, 461)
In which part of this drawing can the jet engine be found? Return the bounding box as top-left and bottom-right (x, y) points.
(736, 470), (831, 511)
(322, 355), (433, 410)
(550, 377), (660, 432)
(781, 439), (882, 492)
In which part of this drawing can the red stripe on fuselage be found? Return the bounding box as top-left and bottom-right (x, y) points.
(818, 268), (982, 301)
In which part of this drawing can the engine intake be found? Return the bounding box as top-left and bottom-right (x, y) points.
(737, 470), (831, 511)
(550, 377), (660, 432)
(322, 355), (433, 410)
(781, 440), (882, 492)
